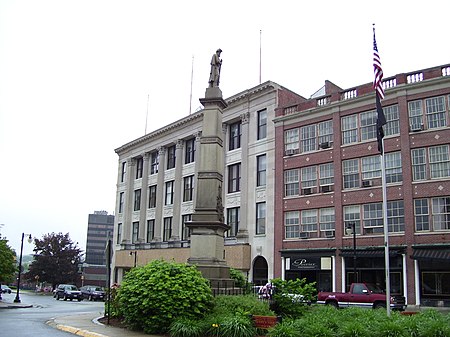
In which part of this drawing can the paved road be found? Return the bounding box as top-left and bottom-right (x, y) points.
(0, 291), (104, 337)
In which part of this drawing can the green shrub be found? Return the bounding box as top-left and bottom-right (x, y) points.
(416, 309), (450, 337)
(116, 260), (213, 334)
(212, 294), (274, 316)
(270, 278), (316, 317)
(218, 314), (257, 337)
(169, 317), (206, 337)
(267, 319), (302, 337)
(229, 268), (248, 289)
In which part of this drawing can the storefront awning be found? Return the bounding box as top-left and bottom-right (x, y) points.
(411, 249), (450, 261)
(340, 250), (401, 258)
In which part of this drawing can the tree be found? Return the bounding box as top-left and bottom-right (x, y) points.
(25, 232), (83, 289)
(0, 235), (17, 298)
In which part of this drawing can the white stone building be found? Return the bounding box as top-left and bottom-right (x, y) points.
(112, 81), (301, 284)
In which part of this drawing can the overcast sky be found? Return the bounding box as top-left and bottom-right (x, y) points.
(1, 0), (449, 256)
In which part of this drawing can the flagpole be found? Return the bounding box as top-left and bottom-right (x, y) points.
(381, 138), (391, 317)
(373, 23), (391, 317)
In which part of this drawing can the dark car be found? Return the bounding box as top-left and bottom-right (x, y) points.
(80, 285), (106, 301)
(55, 284), (83, 301)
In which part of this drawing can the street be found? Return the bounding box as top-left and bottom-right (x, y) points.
(0, 291), (105, 337)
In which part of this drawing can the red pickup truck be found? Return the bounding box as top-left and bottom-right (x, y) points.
(317, 283), (406, 311)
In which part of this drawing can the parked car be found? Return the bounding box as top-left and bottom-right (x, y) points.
(80, 285), (106, 301)
(317, 283), (406, 310)
(54, 284), (83, 301)
(1, 285), (12, 294)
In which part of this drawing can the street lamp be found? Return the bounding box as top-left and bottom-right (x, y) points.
(14, 233), (32, 303)
(129, 251), (137, 268)
(346, 222), (357, 283)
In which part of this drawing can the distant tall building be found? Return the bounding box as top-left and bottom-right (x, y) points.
(83, 211), (114, 286)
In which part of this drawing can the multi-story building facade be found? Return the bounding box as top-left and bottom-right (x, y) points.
(274, 64), (450, 307)
(83, 211), (114, 286)
(112, 81), (302, 285)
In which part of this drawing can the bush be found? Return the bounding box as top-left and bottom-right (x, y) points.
(212, 294), (274, 316)
(270, 278), (316, 317)
(229, 268), (248, 289)
(116, 260), (213, 334)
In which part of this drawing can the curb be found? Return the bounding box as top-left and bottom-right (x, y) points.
(46, 318), (109, 337)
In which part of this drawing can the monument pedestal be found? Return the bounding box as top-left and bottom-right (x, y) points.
(186, 84), (235, 291)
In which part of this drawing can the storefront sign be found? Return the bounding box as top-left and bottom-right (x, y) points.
(290, 257), (320, 270)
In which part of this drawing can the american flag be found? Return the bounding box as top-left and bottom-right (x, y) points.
(373, 26), (386, 154)
(373, 27), (385, 99)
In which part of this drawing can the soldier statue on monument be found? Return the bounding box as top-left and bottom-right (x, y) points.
(208, 48), (222, 88)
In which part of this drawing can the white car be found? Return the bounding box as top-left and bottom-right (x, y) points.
(1, 285), (12, 294)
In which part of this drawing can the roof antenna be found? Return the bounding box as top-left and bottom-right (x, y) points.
(144, 94), (149, 134)
(189, 55), (194, 115)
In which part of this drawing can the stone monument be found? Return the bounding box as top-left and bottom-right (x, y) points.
(186, 49), (233, 289)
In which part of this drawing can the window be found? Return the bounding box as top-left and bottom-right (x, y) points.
(363, 203), (384, 234)
(132, 221), (139, 243)
(408, 100), (423, 131)
(385, 152), (402, 183)
(150, 152), (159, 175)
(426, 96), (446, 129)
(388, 200), (405, 233)
(301, 209), (317, 233)
(165, 181), (174, 205)
(285, 211), (300, 239)
(146, 219), (154, 242)
(342, 115), (358, 145)
(319, 208), (335, 231)
(119, 192), (124, 213)
(121, 161), (126, 182)
(148, 185), (157, 208)
(284, 128), (299, 154)
(133, 189), (141, 211)
(257, 109), (267, 140)
(301, 166), (317, 194)
(117, 223), (122, 244)
(384, 105), (400, 136)
(256, 202), (266, 235)
(343, 159), (360, 189)
(345, 202), (405, 236)
(182, 214), (192, 240)
(343, 205), (361, 235)
(432, 197), (450, 231)
(135, 157), (143, 179)
(167, 145), (176, 169)
(412, 148), (426, 181)
(360, 110), (377, 141)
(229, 121), (241, 150)
(227, 207), (240, 237)
(163, 217), (172, 241)
(228, 163), (241, 193)
(415, 197), (450, 232)
(414, 199), (430, 231)
(256, 154), (266, 187)
(362, 156), (381, 180)
(318, 120), (333, 147)
(183, 175), (194, 202)
(185, 138), (195, 164)
(342, 106), (399, 144)
(300, 125), (316, 152)
(412, 145), (450, 181)
(430, 145), (450, 179)
(319, 163), (334, 190)
(284, 169), (299, 196)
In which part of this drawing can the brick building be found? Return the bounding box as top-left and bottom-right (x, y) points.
(273, 64), (450, 307)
